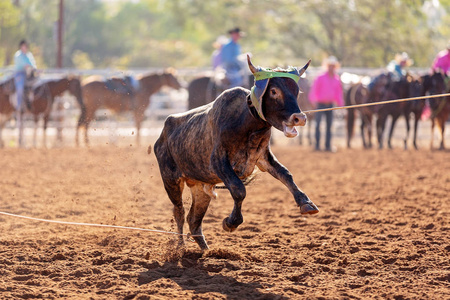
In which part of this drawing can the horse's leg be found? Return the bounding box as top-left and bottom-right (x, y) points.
(32, 114), (39, 148)
(187, 183), (214, 250)
(367, 114), (373, 148)
(361, 115), (367, 149)
(84, 121), (90, 146)
(388, 114), (399, 149)
(437, 115), (446, 150)
(404, 112), (410, 150)
(347, 108), (355, 148)
(430, 118), (435, 150)
(16, 110), (24, 148)
(43, 113), (50, 149)
(376, 113), (387, 149)
(413, 112), (420, 150)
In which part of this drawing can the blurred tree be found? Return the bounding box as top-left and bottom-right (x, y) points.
(0, 0), (449, 69)
(0, 0), (20, 66)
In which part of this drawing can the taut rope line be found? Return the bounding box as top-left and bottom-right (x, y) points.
(303, 93), (450, 114)
(0, 211), (203, 238)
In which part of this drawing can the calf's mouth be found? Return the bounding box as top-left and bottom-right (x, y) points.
(282, 113), (307, 138)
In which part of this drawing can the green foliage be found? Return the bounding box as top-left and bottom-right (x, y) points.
(0, 0), (449, 69)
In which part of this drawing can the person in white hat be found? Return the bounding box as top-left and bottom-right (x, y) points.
(309, 56), (344, 152)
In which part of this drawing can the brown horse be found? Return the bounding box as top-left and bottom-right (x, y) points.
(403, 75), (425, 150)
(77, 71), (181, 146)
(422, 72), (450, 150)
(29, 76), (85, 148)
(0, 76), (16, 147)
(376, 75), (415, 149)
(346, 74), (389, 149)
(187, 74), (253, 110)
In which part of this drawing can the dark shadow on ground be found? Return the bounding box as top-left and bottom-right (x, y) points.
(137, 250), (288, 300)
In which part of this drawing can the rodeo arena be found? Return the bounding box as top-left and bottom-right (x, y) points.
(0, 1), (449, 300)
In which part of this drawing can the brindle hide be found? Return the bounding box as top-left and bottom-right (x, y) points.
(154, 56), (319, 250)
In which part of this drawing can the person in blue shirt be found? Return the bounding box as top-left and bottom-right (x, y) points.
(14, 40), (36, 111)
(386, 52), (413, 80)
(220, 27), (244, 88)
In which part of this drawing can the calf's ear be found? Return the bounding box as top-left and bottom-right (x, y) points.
(247, 54), (257, 74)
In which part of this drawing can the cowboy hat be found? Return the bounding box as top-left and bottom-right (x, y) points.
(228, 27), (246, 36)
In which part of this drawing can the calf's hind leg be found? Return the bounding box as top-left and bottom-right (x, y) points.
(155, 142), (186, 247)
(187, 183), (215, 250)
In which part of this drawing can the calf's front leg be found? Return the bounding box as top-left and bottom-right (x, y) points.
(211, 149), (246, 232)
(257, 149), (319, 214)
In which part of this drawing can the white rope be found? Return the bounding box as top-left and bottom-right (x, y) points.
(0, 211), (203, 238)
(303, 92), (450, 114)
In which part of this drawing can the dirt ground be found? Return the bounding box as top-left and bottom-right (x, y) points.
(0, 145), (448, 299)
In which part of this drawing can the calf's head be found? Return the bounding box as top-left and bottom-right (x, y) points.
(248, 55), (310, 137)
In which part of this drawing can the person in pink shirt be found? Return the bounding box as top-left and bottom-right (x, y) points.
(432, 41), (450, 74)
(309, 56), (343, 152)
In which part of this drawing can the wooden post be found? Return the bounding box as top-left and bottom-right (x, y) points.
(57, 0), (64, 68)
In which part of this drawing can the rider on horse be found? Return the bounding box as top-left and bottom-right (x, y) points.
(14, 40), (36, 111)
(219, 27), (245, 88)
(14, 39), (37, 147)
(368, 52), (413, 92)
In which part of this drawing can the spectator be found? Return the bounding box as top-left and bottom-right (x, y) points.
(309, 56), (343, 152)
(431, 40), (450, 74)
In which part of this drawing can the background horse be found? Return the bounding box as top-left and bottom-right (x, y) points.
(0, 76), (16, 147)
(29, 76), (85, 148)
(422, 72), (449, 150)
(376, 75), (420, 149)
(187, 73), (253, 110)
(403, 75), (424, 150)
(77, 71), (181, 146)
(346, 74), (390, 149)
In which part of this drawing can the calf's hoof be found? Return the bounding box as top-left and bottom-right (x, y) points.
(300, 202), (319, 215)
(222, 217), (238, 232)
(193, 236), (209, 251)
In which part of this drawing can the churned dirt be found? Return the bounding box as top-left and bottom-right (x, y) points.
(0, 145), (448, 299)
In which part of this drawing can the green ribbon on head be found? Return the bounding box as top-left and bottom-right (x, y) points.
(250, 66), (301, 121)
(253, 68), (300, 83)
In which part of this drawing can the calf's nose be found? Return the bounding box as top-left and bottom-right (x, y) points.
(290, 112), (307, 127)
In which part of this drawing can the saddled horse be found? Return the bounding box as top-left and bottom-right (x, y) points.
(0, 76), (16, 147)
(77, 71), (181, 146)
(29, 76), (85, 148)
(346, 74), (390, 149)
(422, 71), (449, 150)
